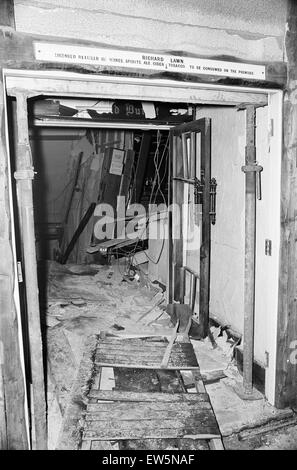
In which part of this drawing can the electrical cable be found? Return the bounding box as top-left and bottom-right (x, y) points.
(126, 130), (169, 268)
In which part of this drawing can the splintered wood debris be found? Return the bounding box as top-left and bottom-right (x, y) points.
(95, 337), (199, 369)
(57, 335), (224, 450)
(44, 260), (175, 448)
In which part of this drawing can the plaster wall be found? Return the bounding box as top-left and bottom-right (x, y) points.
(196, 106), (245, 336)
(196, 105), (275, 365)
(14, 0), (288, 63)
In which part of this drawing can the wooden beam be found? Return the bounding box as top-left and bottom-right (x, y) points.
(5, 74), (269, 106)
(0, 78), (28, 449)
(275, 0), (297, 409)
(14, 93), (47, 448)
(0, 28), (286, 88)
(0, 0), (15, 28)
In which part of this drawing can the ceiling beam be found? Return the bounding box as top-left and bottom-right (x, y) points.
(5, 75), (269, 107)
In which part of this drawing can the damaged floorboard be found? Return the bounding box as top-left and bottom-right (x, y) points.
(58, 334), (223, 450)
(83, 398), (219, 440)
(95, 337), (199, 369)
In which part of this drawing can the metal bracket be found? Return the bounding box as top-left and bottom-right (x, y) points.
(241, 162), (263, 200)
(241, 164), (263, 173)
(14, 168), (35, 180)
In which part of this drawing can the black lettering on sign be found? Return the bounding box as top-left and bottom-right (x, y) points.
(170, 58), (184, 64)
(142, 55), (164, 62)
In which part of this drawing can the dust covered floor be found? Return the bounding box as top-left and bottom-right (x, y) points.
(191, 332), (297, 450)
(41, 259), (174, 448)
(42, 260), (297, 450)
(57, 335), (222, 450)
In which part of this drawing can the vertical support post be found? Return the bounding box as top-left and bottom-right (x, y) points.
(14, 93), (47, 449)
(243, 105), (257, 394)
(167, 131), (173, 304)
(275, 0), (297, 409)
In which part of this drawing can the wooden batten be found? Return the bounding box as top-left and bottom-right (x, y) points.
(275, 0), (297, 409)
(0, 2), (29, 450)
(14, 93), (47, 449)
(0, 82), (28, 448)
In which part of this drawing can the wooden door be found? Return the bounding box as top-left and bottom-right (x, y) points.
(168, 119), (212, 338)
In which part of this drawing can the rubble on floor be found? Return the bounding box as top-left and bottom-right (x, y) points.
(41, 260), (174, 448)
(43, 261), (297, 450)
(191, 326), (297, 450)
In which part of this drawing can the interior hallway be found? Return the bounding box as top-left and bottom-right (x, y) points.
(43, 259), (297, 450)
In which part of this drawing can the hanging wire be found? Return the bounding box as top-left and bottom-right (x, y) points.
(123, 130), (169, 269)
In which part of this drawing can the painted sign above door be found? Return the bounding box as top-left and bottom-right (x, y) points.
(34, 42), (266, 81)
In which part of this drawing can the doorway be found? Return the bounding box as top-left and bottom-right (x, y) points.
(3, 70), (282, 448)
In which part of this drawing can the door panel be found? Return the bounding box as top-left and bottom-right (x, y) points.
(168, 118), (212, 337)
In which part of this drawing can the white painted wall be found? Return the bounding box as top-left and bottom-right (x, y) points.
(254, 98), (282, 377)
(14, 0), (288, 63)
(196, 106), (246, 334)
(196, 104), (280, 366)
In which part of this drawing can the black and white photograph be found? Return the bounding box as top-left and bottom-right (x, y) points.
(0, 0), (296, 457)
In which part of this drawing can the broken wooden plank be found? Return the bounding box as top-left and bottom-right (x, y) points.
(83, 414), (220, 440)
(95, 337), (199, 369)
(96, 343), (195, 354)
(96, 343), (184, 352)
(94, 349), (199, 368)
(94, 361), (199, 370)
(87, 390), (207, 402)
(161, 320), (180, 368)
(86, 399), (211, 416)
(60, 202), (96, 264)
